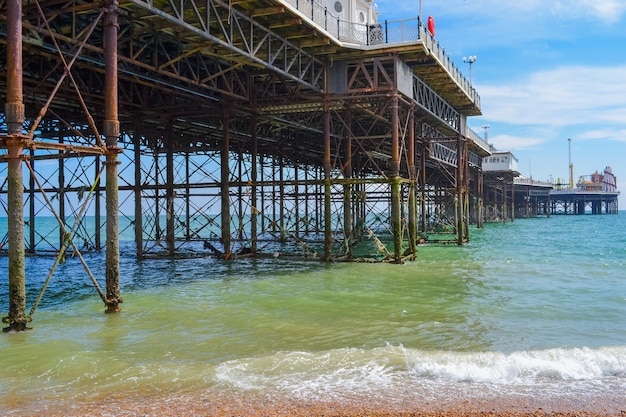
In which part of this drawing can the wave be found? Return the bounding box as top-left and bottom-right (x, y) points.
(214, 344), (626, 398)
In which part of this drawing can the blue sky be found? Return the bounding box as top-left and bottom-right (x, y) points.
(376, 0), (626, 206)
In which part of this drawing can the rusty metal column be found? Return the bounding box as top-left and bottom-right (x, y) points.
(278, 158), (285, 241)
(420, 140), (427, 234)
(28, 149), (35, 253)
(477, 169), (484, 228)
(462, 141), (470, 241)
(501, 181), (507, 221)
(407, 108), (417, 256)
(133, 130), (143, 259)
(250, 117), (258, 253)
(165, 134), (175, 254)
(455, 131), (464, 245)
(323, 98), (332, 261)
(103, 0), (122, 313)
(185, 152), (191, 240)
(343, 109), (353, 259)
(2, 0), (29, 332)
(58, 135), (65, 249)
(390, 94), (402, 262)
(221, 109), (231, 257)
(95, 156), (102, 250)
(294, 165), (300, 237)
(510, 180), (516, 221)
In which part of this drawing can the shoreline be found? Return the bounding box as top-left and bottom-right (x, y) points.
(5, 390), (624, 417)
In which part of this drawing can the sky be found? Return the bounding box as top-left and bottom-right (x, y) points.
(376, 0), (626, 206)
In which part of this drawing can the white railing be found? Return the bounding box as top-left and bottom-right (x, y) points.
(514, 177), (553, 188)
(278, 0), (479, 107)
(465, 127), (490, 154)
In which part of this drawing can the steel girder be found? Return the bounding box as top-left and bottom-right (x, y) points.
(127, 0), (325, 92)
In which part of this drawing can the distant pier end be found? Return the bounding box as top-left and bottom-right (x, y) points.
(544, 166), (619, 215)
(483, 153), (619, 220)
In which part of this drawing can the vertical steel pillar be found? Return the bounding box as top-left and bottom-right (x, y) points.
(279, 158), (285, 241)
(420, 140), (427, 234)
(221, 109), (231, 257)
(58, 134), (65, 250)
(134, 130), (143, 259)
(237, 151), (244, 240)
(390, 94), (402, 262)
(510, 180), (516, 221)
(103, 0), (122, 313)
(259, 155), (265, 232)
(477, 169), (484, 228)
(343, 109), (353, 259)
(407, 108), (417, 256)
(317, 166), (322, 233)
(501, 181), (507, 221)
(95, 156), (102, 250)
(304, 167), (310, 235)
(323, 97), (332, 261)
(271, 156), (277, 230)
(2, 0), (29, 332)
(154, 148), (161, 241)
(165, 132), (175, 254)
(251, 117), (258, 253)
(462, 138), (470, 242)
(28, 149), (35, 253)
(455, 128), (465, 245)
(185, 152), (191, 240)
(294, 165), (300, 237)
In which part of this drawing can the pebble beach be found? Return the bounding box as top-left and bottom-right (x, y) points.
(6, 390), (625, 417)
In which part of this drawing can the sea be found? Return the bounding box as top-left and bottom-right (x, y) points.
(1, 213), (626, 414)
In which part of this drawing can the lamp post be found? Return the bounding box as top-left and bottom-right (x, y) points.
(419, 0), (423, 25)
(463, 55), (477, 84)
(482, 124), (490, 144)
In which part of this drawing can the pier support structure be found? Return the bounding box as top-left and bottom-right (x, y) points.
(1, 0), (486, 328)
(2, 0), (28, 332)
(103, 0), (122, 313)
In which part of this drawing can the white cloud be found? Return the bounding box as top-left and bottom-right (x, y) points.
(552, 0), (626, 24)
(489, 134), (547, 151)
(577, 128), (626, 143)
(479, 65), (626, 128)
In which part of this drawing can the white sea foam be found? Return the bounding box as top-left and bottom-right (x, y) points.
(213, 344), (626, 400)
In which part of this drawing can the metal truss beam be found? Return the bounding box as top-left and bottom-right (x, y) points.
(127, 0), (325, 92)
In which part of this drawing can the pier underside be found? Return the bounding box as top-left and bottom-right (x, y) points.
(1, 0), (485, 328)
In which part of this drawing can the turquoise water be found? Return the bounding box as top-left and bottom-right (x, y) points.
(1, 214), (626, 412)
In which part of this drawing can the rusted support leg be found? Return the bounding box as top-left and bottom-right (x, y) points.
(420, 140), (427, 234)
(3, 141), (29, 332)
(463, 141), (470, 241)
(103, 0), (122, 313)
(343, 109), (353, 260)
(166, 134), (175, 254)
(510, 179), (516, 221)
(407, 108), (417, 256)
(323, 98), (332, 261)
(28, 149), (35, 253)
(221, 109), (231, 257)
(133, 129), (143, 259)
(476, 169), (484, 228)
(455, 130), (465, 245)
(251, 117), (258, 253)
(390, 94), (402, 262)
(502, 181), (507, 222)
(95, 156), (102, 250)
(2, 0), (30, 332)
(278, 158), (286, 241)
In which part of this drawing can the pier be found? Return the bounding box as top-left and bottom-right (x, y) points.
(0, 0), (618, 331)
(481, 150), (619, 220)
(1, 0), (490, 330)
